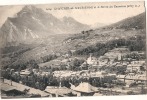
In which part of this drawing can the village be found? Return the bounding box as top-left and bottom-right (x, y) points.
(1, 46), (147, 98)
(0, 1), (146, 99)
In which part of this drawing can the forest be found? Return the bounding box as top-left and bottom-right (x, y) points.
(74, 35), (146, 57)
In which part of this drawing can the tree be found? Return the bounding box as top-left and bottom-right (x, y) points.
(116, 65), (127, 75)
(140, 66), (146, 71)
(69, 58), (84, 71)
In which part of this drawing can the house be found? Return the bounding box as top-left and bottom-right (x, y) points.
(1, 83), (25, 98)
(79, 71), (89, 77)
(80, 62), (88, 70)
(117, 74), (146, 84)
(86, 54), (98, 65)
(32, 69), (39, 73)
(2, 79), (51, 97)
(71, 82), (99, 96)
(115, 63), (124, 68)
(20, 70), (31, 76)
(104, 47), (130, 61)
(127, 61), (145, 72)
(131, 60), (145, 65)
(45, 86), (73, 97)
(98, 56), (110, 66)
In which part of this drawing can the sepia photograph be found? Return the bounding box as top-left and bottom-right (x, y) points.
(0, 1), (146, 99)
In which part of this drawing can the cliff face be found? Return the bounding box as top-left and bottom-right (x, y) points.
(0, 5), (89, 47)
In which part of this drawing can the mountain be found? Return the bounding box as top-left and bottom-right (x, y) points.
(64, 12), (146, 51)
(1, 10), (146, 70)
(104, 12), (146, 30)
(61, 16), (89, 33)
(0, 5), (89, 47)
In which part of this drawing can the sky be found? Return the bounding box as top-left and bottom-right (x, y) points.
(0, 1), (145, 27)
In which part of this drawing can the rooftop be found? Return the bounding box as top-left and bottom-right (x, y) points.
(1, 79), (51, 97)
(72, 82), (98, 93)
(45, 86), (72, 95)
(1, 83), (20, 92)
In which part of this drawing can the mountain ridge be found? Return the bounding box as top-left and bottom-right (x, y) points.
(102, 12), (146, 30)
(0, 10), (146, 70)
(0, 5), (90, 47)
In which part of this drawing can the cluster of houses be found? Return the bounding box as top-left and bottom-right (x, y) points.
(85, 47), (146, 71)
(1, 47), (147, 98)
(0, 78), (51, 98)
(1, 77), (125, 98)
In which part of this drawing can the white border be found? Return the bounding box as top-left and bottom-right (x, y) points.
(0, 0), (146, 100)
(0, 0), (145, 5)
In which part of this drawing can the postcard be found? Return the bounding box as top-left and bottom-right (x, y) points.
(0, 1), (146, 99)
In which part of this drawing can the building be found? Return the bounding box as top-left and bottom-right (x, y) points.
(98, 56), (110, 66)
(20, 70), (31, 76)
(131, 60), (145, 65)
(45, 86), (73, 97)
(117, 74), (146, 84)
(71, 82), (99, 96)
(1, 79), (51, 98)
(1, 83), (25, 98)
(80, 62), (88, 70)
(86, 54), (98, 65)
(104, 47), (130, 62)
(127, 61), (145, 72)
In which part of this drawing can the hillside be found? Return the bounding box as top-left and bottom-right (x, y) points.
(62, 12), (146, 56)
(0, 11), (146, 70)
(65, 12), (146, 43)
(104, 12), (146, 30)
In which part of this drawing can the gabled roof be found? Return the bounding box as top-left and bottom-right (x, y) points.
(72, 82), (98, 93)
(1, 83), (18, 92)
(45, 86), (72, 95)
(2, 79), (51, 97)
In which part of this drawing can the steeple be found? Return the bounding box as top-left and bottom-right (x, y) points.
(89, 53), (93, 60)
